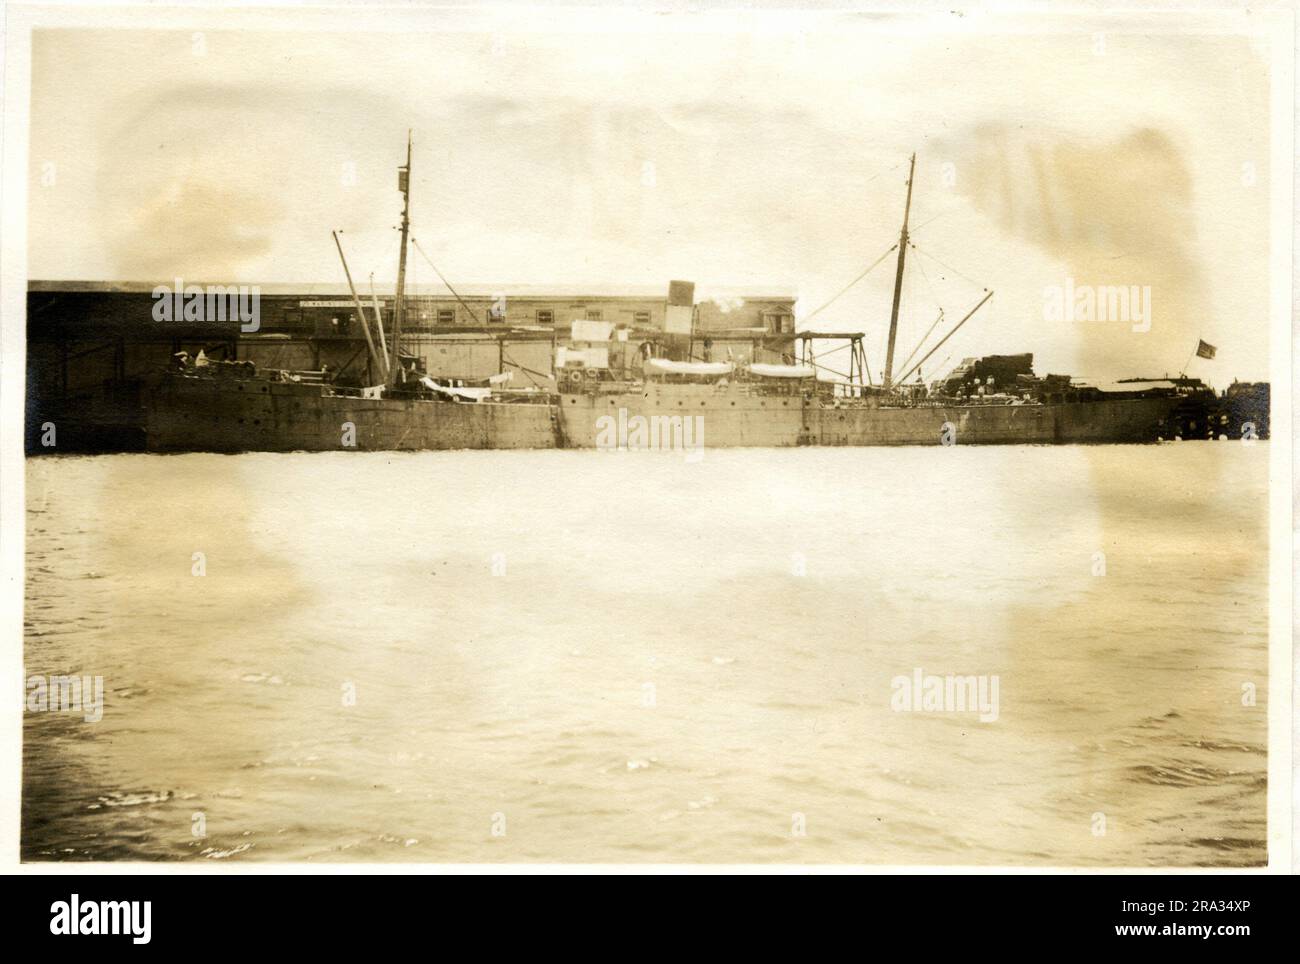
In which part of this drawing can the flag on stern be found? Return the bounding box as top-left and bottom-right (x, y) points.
(1195, 339), (1217, 359)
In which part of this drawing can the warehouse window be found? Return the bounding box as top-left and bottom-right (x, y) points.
(633, 311), (651, 325)
(536, 309), (554, 325)
(585, 309), (603, 321)
(762, 310), (794, 334)
(437, 308), (455, 325)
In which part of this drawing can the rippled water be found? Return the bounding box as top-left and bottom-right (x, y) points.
(23, 443), (1269, 865)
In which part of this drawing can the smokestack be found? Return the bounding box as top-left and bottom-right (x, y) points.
(665, 280), (695, 335)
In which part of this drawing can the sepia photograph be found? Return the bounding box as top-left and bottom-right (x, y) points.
(1, 0), (1294, 891)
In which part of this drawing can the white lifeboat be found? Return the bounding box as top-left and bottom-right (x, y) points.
(644, 358), (734, 377)
(747, 363), (816, 379)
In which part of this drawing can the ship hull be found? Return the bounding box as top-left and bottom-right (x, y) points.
(145, 373), (557, 452)
(556, 388), (1183, 447)
(144, 373), (1182, 452)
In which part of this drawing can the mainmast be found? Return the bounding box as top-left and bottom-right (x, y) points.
(881, 152), (916, 391)
(389, 131), (413, 387)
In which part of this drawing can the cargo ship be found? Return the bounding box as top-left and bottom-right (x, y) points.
(141, 141), (1196, 452)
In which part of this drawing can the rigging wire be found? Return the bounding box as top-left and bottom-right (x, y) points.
(409, 234), (544, 389)
(908, 208), (948, 238)
(862, 157), (908, 189)
(891, 249), (949, 378)
(802, 158), (907, 338)
(908, 241), (988, 292)
(895, 307), (944, 380)
(925, 354), (954, 385)
(801, 243), (898, 327)
(884, 239), (988, 382)
(410, 236), (484, 324)
(911, 250), (945, 314)
(893, 289), (995, 387)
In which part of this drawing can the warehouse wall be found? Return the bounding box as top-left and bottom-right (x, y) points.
(27, 287), (798, 399)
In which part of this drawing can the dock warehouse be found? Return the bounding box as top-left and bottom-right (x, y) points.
(26, 280), (798, 452)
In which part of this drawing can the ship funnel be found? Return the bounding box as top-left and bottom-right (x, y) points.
(665, 280), (695, 335)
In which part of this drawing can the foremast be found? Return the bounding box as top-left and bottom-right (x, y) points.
(389, 130), (413, 387)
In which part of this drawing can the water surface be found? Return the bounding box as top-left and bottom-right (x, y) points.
(23, 444), (1268, 864)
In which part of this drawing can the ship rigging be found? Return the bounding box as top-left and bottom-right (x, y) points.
(789, 152), (995, 398)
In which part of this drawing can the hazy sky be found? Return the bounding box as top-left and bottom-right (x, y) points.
(27, 9), (1276, 382)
